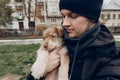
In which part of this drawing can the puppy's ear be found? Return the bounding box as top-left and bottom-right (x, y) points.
(56, 26), (63, 37)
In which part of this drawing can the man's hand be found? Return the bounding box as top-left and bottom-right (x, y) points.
(44, 52), (60, 76)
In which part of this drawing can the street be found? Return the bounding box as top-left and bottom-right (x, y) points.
(0, 36), (120, 45)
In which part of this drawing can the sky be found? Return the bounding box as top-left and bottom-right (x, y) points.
(104, 0), (111, 3)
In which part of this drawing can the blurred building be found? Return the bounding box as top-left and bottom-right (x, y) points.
(1, 0), (120, 33)
(3, 0), (62, 31)
(109, 0), (120, 5)
(101, 0), (120, 32)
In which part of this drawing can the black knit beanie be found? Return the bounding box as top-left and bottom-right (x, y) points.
(59, 0), (103, 22)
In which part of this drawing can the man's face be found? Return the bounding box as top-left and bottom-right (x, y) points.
(61, 9), (94, 38)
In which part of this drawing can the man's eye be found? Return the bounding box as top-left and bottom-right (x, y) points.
(70, 15), (78, 18)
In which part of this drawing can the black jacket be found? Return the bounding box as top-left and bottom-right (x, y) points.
(27, 22), (120, 80)
(62, 22), (120, 80)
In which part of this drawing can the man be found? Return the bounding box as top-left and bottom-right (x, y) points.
(27, 0), (120, 80)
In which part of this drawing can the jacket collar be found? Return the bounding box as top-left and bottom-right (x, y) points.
(62, 22), (101, 60)
(90, 24), (115, 47)
(62, 22), (100, 46)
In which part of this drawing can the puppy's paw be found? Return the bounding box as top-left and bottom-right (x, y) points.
(31, 61), (45, 79)
(31, 71), (42, 79)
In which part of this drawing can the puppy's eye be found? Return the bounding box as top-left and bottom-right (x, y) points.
(51, 35), (56, 38)
(43, 37), (45, 40)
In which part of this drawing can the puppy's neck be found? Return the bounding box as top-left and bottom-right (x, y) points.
(49, 43), (64, 53)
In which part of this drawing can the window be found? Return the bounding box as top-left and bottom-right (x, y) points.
(49, 7), (58, 13)
(15, 2), (22, 6)
(119, 14), (120, 19)
(40, 18), (45, 23)
(15, 2), (23, 9)
(17, 10), (23, 19)
(50, 0), (57, 2)
(38, 0), (44, 2)
(112, 23), (115, 26)
(51, 18), (56, 23)
(113, 14), (116, 19)
(101, 14), (105, 20)
(117, 23), (120, 26)
(107, 14), (110, 20)
(30, 12), (34, 17)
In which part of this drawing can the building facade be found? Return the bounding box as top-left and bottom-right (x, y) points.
(3, 0), (62, 31)
(101, 1), (120, 32)
(2, 0), (120, 33)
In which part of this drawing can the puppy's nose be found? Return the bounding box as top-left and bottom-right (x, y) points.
(43, 44), (47, 49)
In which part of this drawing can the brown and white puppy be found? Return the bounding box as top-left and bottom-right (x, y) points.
(31, 26), (69, 80)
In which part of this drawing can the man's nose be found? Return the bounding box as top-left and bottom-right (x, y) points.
(62, 18), (71, 27)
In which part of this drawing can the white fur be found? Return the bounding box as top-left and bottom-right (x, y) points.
(31, 27), (69, 80)
(31, 46), (49, 79)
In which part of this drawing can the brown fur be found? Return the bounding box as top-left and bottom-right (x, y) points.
(31, 26), (69, 80)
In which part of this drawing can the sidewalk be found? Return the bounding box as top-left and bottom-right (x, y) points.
(0, 36), (120, 45)
(114, 36), (120, 41)
(0, 39), (43, 45)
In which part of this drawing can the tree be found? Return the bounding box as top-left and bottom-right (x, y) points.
(22, 0), (32, 28)
(22, 0), (42, 29)
(0, 0), (14, 26)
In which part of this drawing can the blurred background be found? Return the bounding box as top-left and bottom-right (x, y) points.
(0, 0), (120, 39)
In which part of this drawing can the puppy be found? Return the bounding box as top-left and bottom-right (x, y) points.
(31, 26), (69, 80)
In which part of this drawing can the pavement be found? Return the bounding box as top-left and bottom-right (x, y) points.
(113, 36), (120, 41)
(0, 36), (120, 45)
(0, 39), (43, 45)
